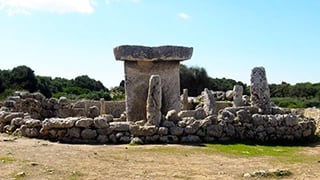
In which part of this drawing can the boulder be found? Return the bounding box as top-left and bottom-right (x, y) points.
(129, 125), (157, 136)
(42, 117), (78, 130)
(81, 129), (97, 139)
(109, 122), (130, 132)
(75, 118), (94, 128)
(93, 117), (110, 129)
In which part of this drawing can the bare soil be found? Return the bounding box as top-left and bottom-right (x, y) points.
(1, 134), (320, 180)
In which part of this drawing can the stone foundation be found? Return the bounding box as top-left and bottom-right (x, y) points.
(1, 106), (316, 144)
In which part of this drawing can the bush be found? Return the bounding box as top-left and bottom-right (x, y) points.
(0, 89), (15, 100)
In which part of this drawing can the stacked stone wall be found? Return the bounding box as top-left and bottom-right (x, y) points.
(1, 92), (125, 120)
(0, 106), (316, 144)
(304, 108), (320, 135)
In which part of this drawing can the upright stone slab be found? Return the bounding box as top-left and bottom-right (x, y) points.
(233, 85), (244, 107)
(100, 98), (106, 115)
(146, 75), (162, 126)
(250, 67), (271, 114)
(202, 88), (215, 116)
(181, 89), (189, 110)
(114, 45), (193, 122)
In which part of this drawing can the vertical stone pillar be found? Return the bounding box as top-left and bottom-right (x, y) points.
(181, 88), (189, 110)
(202, 88), (215, 116)
(146, 75), (162, 126)
(250, 67), (271, 114)
(100, 98), (106, 115)
(114, 45), (193, 122)
(233, 85), (244, 107)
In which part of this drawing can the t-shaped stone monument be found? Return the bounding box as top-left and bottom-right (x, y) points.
(114, 45), (193, 122)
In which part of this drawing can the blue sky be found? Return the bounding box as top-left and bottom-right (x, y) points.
(0, 0), (319, 88)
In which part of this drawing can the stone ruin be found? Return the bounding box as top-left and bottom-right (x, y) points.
(0, 46), (318, 144)
(113, 45), (193, 122)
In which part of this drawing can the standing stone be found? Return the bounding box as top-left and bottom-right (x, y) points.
(202, 88), (215, 116)
(233, 85), (244, 107)
(181, 89), (189, 110)
(114, 45), (193, 122)
(100, 98), (106, 115)
(250, 67), (271, 114)
(146, 75), (162, 126)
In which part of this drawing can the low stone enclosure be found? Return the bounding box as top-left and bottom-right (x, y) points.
(0, 45), (318, 144)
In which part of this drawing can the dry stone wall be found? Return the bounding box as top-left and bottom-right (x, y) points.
(0, 106), (316, 144)
(304, 108), (320, 135)
(1, 91), (125, 120)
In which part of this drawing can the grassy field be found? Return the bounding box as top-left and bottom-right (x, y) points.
(1, 134), (320, 179)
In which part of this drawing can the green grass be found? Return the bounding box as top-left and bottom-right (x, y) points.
(0, 156), (15, 163)
(204, 144), (300, 157)
(68, 171), (84, 180)
(203, 143), (316, 163)
(126, 143), (315, 163)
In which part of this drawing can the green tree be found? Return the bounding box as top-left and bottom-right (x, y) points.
(10, 65), (38, 92)
(180, 64), (210, 96)
(51, 77), (72, 93)
(73, 75), (106, 91)
(37, 76), (53, 98)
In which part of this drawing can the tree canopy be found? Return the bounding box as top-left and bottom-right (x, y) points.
(1, 65), (320, 108)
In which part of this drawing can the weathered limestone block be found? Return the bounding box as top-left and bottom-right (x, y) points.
(109, 122), (130, 132)
(114, 45), (193, 61)
(67, 127), (81, 138)
(165, 109), (181, 123)
(159, 135), (179, 144)
(75, 118), (94, 128)
(81, 129), (97, 139)
(25, 119), (42, 128)
(20, 125), (39, 138)
(202, 88), (215, 116)
(97, 134), (109, 143)
(42, 117), (78, 130)
(129, 125), (157, 136)
(2, 112), (24, 123)
(181, 89), (189, 110)
(194, 107), (207, 120)
(178, 110), (195, 118)
(225, 90), (234, 100)
(114, 45), (193, 122)
(88, 106), (100, 118)
(158, 127), (168, 135)
(169, 126), (184, 136)
(213, 91), (226, 101)
(181, 135), (201, 143)
(233, 85), (244, 107)
(11, 117), (25, 126)
(146, 75), (162, 126)
(250, 67), (272, 114)
(97, 127), (114, 135)
(93, 116), (110, 129)
(185, 120), (201, 134)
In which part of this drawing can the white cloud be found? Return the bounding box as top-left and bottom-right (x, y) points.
(178, 12), (190, 20)
(0, 0), (96, 15)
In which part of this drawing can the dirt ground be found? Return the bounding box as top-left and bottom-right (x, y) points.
(0, 134), (320, 180)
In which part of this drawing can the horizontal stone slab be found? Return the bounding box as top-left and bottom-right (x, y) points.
(114, 45), (193, 61)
